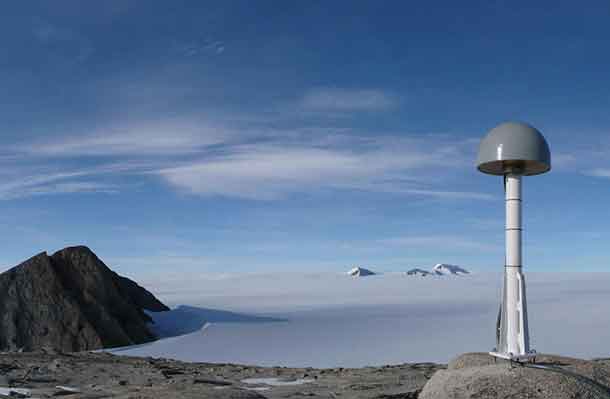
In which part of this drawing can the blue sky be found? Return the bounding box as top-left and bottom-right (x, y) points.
(2, 1), (610, 276)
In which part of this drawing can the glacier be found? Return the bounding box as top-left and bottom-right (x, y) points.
(109, 272), (610, 368)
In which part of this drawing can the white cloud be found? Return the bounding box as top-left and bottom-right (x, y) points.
(4, 129), (490, 201)
(11, 182), (117, 199)
(157, 138), (489, 200)
(0, 162), (151, 200)
(19, 119), (231, 157)
(586, 168), (610, 178)
(6, 110), (488, 201)
(301, 88), (397, 111)
(0, 171), (91, 194)
(377, 188), (493, 200)
(158, 145), (365, 200)
(0, 178), (117, 200)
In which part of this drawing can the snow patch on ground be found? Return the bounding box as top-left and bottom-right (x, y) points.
(242, 378), (315, 386)
(0, 387), (31, 397)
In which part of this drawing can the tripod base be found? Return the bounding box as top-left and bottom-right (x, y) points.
(489, 350), (537, 363)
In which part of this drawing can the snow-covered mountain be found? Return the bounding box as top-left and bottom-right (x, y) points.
(432, 264), (470, 276)
(347, 267), (376, 277)
(405, 268), (432, 277)
(406, 264), (470, 277)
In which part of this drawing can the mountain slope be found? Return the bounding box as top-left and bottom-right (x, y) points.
(0, 246), (169, 352)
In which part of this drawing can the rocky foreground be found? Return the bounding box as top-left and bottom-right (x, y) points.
(4, 351), (610, 398)
(0, 351), (441, 398)
(3, 351), (610, 399)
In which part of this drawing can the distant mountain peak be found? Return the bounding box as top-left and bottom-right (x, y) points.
(347, 267), (376, 277)
(406, 268), (432, 277)
(432, 264), (470, 275)
(406, 264), (470, 277)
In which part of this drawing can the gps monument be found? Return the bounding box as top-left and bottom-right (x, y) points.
(477, 121), (551, 361)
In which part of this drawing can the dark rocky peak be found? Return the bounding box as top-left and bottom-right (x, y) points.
(0, 246), (169, 353)
(50, 246), (169, 313)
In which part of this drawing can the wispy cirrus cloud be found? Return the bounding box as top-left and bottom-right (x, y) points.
(17, 119), (231, 157)
(384, 188), (493, 200)
(157, 136), (489, 201)
(3, 84), (490, 202)
(301, 88), (397, 112)
(3, 112), (493, 201)
(0, 161), (154, 200)
(1, 182), (118, 200)
(158, 145), (368, 200)
(0, 171), (118, 200)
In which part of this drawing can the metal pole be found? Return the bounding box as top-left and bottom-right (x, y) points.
(504, 173), (530, 357)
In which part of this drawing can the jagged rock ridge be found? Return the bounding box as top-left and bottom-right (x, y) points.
(0, 246), (169, 353)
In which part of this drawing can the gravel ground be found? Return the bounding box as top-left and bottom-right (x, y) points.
(0, 351), (444, 398)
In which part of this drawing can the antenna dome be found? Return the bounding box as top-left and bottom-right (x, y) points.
(477, 122), (551, 176)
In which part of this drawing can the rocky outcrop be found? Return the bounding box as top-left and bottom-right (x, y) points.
(420, 352), (610, 398)
(0, 246), (169, 352)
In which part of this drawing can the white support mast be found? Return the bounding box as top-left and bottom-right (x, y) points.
(493, 173), (531, 359)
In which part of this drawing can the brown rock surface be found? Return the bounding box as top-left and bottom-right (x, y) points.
(0, 246), (169, 352)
